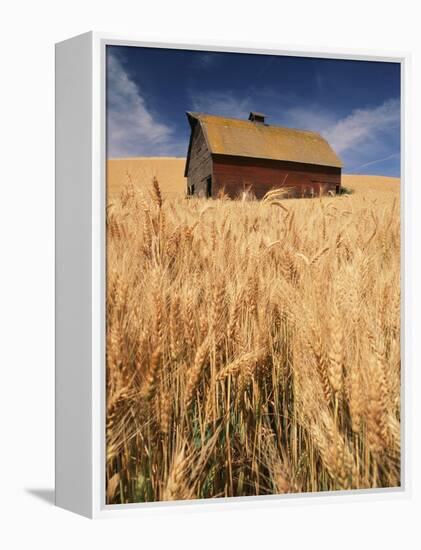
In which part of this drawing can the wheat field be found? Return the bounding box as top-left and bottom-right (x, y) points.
(107, 157), (186, 200)
(106, 175), (400, 504)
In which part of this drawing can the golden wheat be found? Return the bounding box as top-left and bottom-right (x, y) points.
(105, 179), (400, 504)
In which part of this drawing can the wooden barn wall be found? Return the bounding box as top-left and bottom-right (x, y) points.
(212, 155), (341, 199)
(187, 123), (213, 196)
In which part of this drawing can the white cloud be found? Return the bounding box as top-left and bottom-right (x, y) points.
(322, 98), (400, 154)
(279, 99), (400, 157)
(280, 106), (335, 133)
(273, 99), (400, 172)
(107, 53), (183, 157)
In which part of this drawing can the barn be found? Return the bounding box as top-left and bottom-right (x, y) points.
(185, 111), (342, 199)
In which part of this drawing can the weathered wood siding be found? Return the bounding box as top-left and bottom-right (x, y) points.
(186, 123), (213, 197)
(212, 155), (341, 199)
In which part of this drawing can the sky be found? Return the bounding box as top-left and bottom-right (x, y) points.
(106, 45), (401, 176)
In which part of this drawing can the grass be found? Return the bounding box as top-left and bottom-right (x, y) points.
(106, 178), (400, 504)
(338, 185), (354, 195)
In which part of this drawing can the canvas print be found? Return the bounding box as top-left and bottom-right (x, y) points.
(105, 45), (401, 504)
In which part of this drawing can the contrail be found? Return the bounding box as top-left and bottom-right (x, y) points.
(347, 153), (399, 173)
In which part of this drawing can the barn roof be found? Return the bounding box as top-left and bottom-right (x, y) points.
(186, 112), (343, 169)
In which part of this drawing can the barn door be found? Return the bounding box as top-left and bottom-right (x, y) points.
(206, 176), (212, 198)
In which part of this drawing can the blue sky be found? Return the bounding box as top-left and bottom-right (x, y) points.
(106, 46), (400, 176)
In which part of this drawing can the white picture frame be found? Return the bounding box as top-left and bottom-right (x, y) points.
(55, 31), (410, 518)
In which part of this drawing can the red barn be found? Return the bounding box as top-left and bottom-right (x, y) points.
(185, 111), (342, 199)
